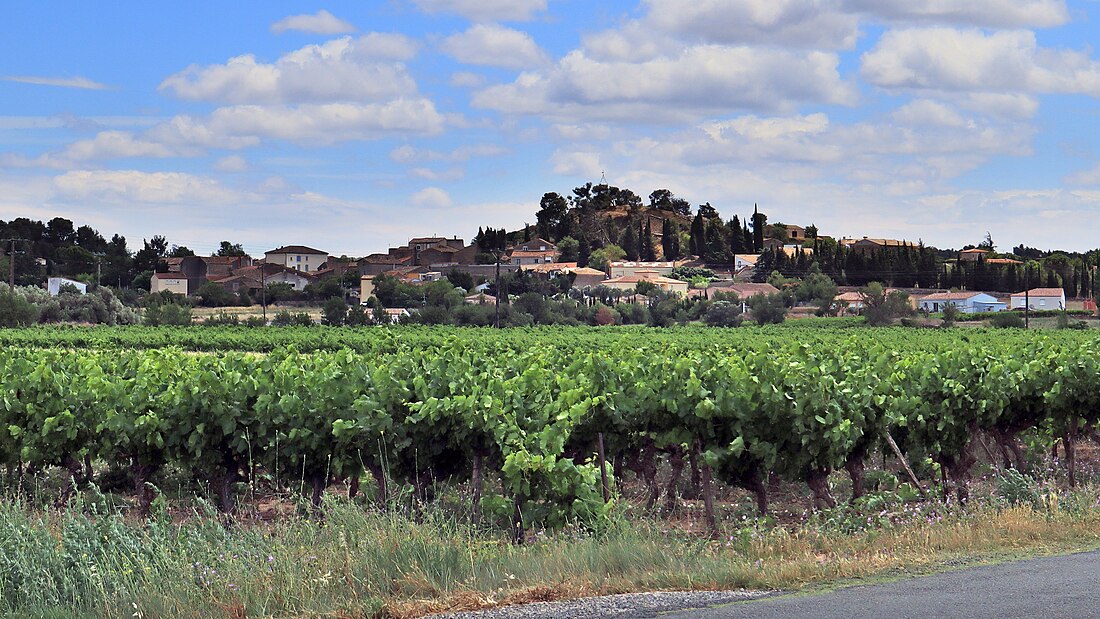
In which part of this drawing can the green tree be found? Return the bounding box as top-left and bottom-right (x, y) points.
(587, 244), (626, 272)
(748, 293), (786, 325)
(215, 241), (248, 257)
(322, 297), (348, 326)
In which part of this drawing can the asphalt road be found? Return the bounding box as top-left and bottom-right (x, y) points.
(664, 549), (1100, 619)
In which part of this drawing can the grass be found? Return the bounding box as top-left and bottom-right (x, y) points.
(3, 476), (1100, 619)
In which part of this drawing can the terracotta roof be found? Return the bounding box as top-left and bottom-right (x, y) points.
(920, 291), (988, 301)
(152, 272), (188, 279)
(570, 267), (607, 276)
(519, 262), (578, 273)
(609, 261), (677, 268)
(1010, 288), (1066, 297)
(841, 237), (907, 247)
(508, 249), (558, 259)
(960, 248), (989, 254)
(986, 258), (1023, 265)
(836, 292), (863, 302)
(265, 245), (327, 255)
(409, 237), (447, 244)
(713, 283), (780, 297)
(603, 274), (687, 285)
(735, 254), (760, 265)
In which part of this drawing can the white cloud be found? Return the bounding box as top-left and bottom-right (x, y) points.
(642, 0), (860, 49)
(53, 170), (244, 205)
(846, 0), (1069, 28)
(474, 45), (856, 123)
(1065, 163), (1100, 186)
(159, 35), (419, 104)
(214, 155), (249, 172)
(450, 71), (487, 88)
(271, 10), (356, 35)
(390, 143), (507, 163)
(410, 0), (546, 22)
(59, 131), (177, 161)
(411, 186), (453, 208)
(891, 99), (968, 128)
(197, 100), (446, 144)
(1, 75), (111, 90)
(551, 150), (603, 177)
(440, 24), (547, 69)
(861, 28), (1100, 96)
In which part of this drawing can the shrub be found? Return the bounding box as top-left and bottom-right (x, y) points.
(593, 304), (616, 326)
(0, 292), (40, 327)
(143, 303), (192, 326)
(321, 297), (348, 326)
(271, 311), (314, 326)
(941, 303), (959, 326)
(989, 312), (1025, 329)
(704, 300), (744, 327)
(747, 293), (787, 325)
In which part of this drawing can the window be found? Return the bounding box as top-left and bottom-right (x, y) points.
(296, 256), (301, 262)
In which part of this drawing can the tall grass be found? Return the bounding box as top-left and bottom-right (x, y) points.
(1, 483), (1100, 618)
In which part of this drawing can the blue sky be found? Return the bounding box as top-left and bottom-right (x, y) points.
(2, 0), (1100, 256)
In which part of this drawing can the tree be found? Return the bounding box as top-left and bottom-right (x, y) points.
(704, 300), (743, 327)
(215, 241), (248, 257)
(751, 205), (766, 253)
(860, 282), (912, 326)
(168, 245), (195, 258)
(661, 219), (682, 260)
(648, 189), (691, 216)
(689, 213), (705, 257)
(321, 297), (348, 326)
(641, 219), (657, 261)
(748, 293), (787, 325)
(587, 244), (626, 272)
(622, 223), (639, 261)
(557, 236), (579, 262)
(795, 264), (838, 315)
(194, 281), (236, 307)
(536, 192), (570, 241)
(0, 291), (39, 327)
(133, 236), (170, 273)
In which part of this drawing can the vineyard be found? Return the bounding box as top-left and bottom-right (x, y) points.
(2, 325), (1098, 541)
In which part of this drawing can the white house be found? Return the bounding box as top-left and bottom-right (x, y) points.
(1010, 288), (1066, 311)
(264, 245), (329, 273)
(150, 272), (189, 295)
(918, 291), (1005, 313)
(47, 277), (87, 296)
(608, 261), (677, 278)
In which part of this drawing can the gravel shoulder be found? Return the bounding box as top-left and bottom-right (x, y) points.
(429, 590), (770, 619)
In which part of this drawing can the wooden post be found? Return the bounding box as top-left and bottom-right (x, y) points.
(885, 431), (925, 496)
(597, 432), (610, 503)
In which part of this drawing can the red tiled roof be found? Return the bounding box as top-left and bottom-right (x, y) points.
(1010, 288), (1065, 297)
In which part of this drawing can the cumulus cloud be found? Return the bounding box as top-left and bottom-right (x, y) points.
(411, 186), (453, 208)
(2, 75), (111, 90)
(271, 10), (356, 35)
(474, 45), (856, 123)
(440, 24), (547, 69)
(861, 28), (1100, 96)
(410, 0), (546, 22)
(1065, 163), (1100, 186)
(390, 143), (508, 163)
(550, 150), (603, 177)
(642, 0), (860, 49)
(159, 34), (419, 104)
(214, 155), (249, 172)
(194, 100), (446, 144)
(846, 0), (1069, 28)
(53, 170), (243, 205)
(450, 71), (487, 88)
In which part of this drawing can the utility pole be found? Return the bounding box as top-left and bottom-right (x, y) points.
(1024, 267), (1030, 330)
(494, 251), (502, 328)
(2, 238), (26, 290)
(261, 264), (267, 322)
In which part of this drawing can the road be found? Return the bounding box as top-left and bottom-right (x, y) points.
(664, 549), (1100, 619)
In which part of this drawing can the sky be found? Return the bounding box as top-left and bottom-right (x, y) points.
(2, 1), (1100, 257)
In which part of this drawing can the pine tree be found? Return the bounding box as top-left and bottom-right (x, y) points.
(622, 223), (639, 261)
(642, 219), (657, 261)
(751, 204), (766, 253)
(690, 213), (705, 257)
(661, 219), (679, 260)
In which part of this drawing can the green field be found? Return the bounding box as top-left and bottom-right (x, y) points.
(2, 324), (1100, 617)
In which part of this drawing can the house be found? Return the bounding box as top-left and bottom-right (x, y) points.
(264, 245), (329, 273)
(986, 258), (1023, 266)
(601, 270), (689, 295)
(959, 248), (989, 262)
(918, 292), (1006, 313)
(464, 293), (497, 305)
(568, 267), (608, 289)
(151, 272), (189, 295)
(734, 254), (760, 270)
(359, 253), (414, 276)
(212, 274), (263, 296)
(711, 282), (780, 299)
(762, 238), (785, 252)
(47, 277), (87, 296)
(765, 224), (807, 242)
(1010, 288), (1066, 311)
(842, 237), (909, 255)
(233, 264), (317, 291)
(382, 308), (411, 324)
(835, 291), (864, 313)
(507, 239), (560, 265)
(608, 261), (677, 278)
